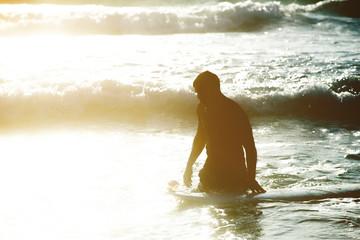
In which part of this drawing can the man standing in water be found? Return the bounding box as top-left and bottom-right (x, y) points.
(183, 71), (265, 193)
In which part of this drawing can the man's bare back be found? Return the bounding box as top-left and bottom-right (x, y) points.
(183, 71), (265, 193)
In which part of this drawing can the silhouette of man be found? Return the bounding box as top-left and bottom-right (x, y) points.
(183, 71), (265, 193)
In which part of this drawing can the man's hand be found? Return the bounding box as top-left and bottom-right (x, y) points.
(183, 167), (193, 187)
(248, 179), (266, 193)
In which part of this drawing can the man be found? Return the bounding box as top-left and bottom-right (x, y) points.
(183, 71), (265, 193)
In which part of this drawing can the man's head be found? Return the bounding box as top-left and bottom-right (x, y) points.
(193, 71), (221, 106)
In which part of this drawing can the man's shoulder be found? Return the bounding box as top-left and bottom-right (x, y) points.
(223, 97), (250, 123)
(225, 97), (238, 105)
(224, 97), (245, 112)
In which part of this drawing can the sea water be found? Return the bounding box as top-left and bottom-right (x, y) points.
(0, 0), (359, 239)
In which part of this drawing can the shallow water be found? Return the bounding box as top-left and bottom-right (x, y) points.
(0, 121), (359, 239)
(0, 0), (359, 239)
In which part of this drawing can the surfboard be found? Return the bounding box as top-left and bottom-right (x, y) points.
(168, 181), (360, 205)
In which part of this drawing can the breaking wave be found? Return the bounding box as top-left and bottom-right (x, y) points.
(314, 0), (360, 18)
(239, 79), (360, 123)
(0, 0), (359, 36)
(0, 78), (359, 128)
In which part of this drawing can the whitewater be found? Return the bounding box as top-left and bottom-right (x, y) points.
(0, 0), (359, 239)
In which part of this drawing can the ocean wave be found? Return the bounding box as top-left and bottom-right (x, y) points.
(1, 0), (358, 36)
(0, 2), (284, 35)
(0, 79), (359, 127)
(313, 0), (360, 18)
(239, 82), (360, 124)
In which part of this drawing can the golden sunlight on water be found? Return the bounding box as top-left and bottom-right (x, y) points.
(1, 36), (131, 82)
(1, 123), (359, 239)
(0, 126), (207, 239)
(0, 34), (187, 90)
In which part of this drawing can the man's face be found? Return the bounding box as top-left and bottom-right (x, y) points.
(194, 86), (208, 106)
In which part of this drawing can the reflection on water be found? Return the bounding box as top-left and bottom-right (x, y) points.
(0, 121), (359, 239)
(211, 203), (263, 240)
(175, 201), (263, 240)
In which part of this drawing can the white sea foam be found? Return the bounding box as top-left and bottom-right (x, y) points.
(1, 0), (357, 36)
(0, 79), (358, 127)
(0, 2), (359, 240)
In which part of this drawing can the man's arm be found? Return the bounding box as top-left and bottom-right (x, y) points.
(243, 126), (266, 193)
(183, 105), (206, 187)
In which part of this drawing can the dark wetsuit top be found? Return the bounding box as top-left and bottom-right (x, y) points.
(197, 97), (254, 191)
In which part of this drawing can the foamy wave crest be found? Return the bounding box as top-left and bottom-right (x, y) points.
(1, 0), (358, 36)
(0, 79), (359, 128)
(0, 2), (285, 35)
(0, 80), (198, 126)
(313, 0), (360, 18)
(238, 83), (360, 124)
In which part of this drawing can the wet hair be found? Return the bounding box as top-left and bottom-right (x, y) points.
(193, 71), (220, 92)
